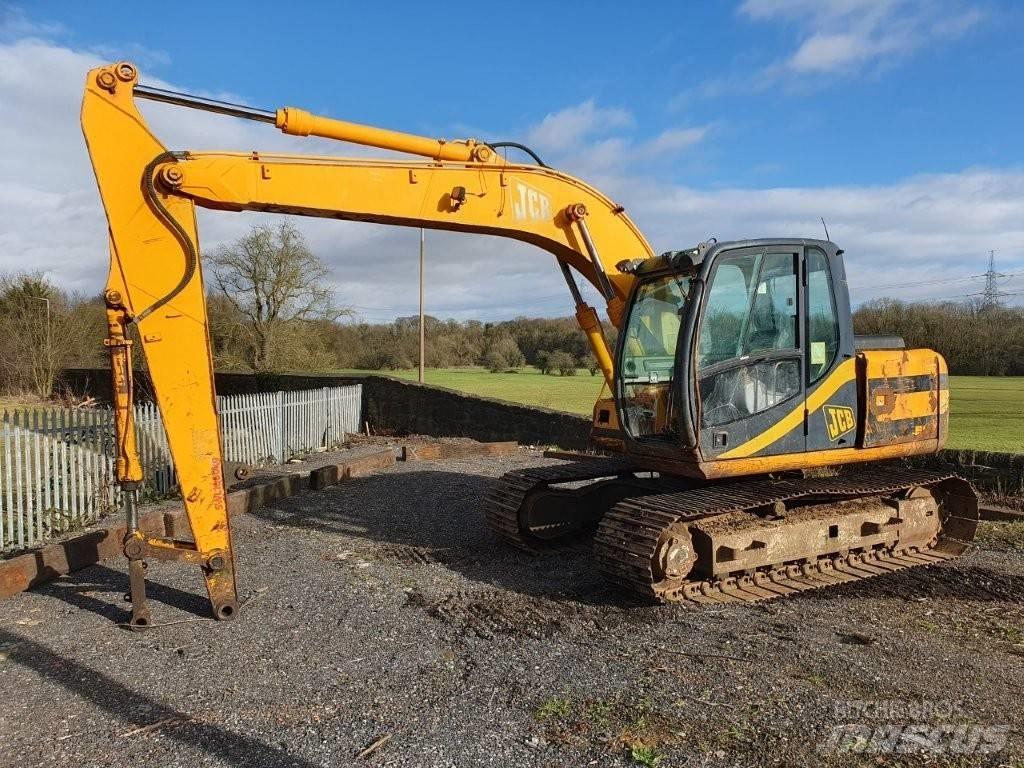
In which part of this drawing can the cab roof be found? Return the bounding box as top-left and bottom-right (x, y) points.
(628, 238), (841, 276)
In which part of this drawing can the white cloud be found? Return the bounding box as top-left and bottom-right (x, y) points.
(621, 169), (1024, 305)
(642, 127), (709, 155)
(525, 100), (633, 153)
(0, 36), (446, 311)
(0, 6), (65, 41)
(527, 101), (710, 179)
(0, 34), (1020, 329)
(739, 0), (984, 76)
(0, 36), (615, 323)
(788, 32), (876, 72)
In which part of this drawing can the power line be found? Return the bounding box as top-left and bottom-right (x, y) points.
(928, 244), (1024, 261)
(849, 273), (986, 291)
(914, 287), (1024, 303)
(846, 241), (1024, 292)
(848, 268), (1024, 292)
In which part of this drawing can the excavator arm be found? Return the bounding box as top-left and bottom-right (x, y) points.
(80, 61), (654, 624)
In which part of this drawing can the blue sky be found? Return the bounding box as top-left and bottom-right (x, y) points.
(2, 1), (1023, 318)
(42, 1), (1023, 185)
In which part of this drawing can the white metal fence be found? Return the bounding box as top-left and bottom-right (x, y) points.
(0, 384), (361, 553)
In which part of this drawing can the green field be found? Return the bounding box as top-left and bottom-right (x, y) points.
(352, 366), (608, 414)
(342, 367), (1022, 454)
(946, 376), (1023, 453)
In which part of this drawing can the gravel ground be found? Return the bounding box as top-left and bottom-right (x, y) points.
(1, 450), (1022, 768)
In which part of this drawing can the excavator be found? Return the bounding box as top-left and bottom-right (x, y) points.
(81, 62), (977, 626)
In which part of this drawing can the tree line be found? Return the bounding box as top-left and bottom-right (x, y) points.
(852, 299), (1024, 376)
(1, 223), (1021, 399)
(303, 314), (607, 375)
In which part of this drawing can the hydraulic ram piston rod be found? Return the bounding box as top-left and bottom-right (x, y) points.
(134, 84), (277, 123)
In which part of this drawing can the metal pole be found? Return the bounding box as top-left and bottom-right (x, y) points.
(31, 297), (51, 392)
(418, 228), (425, 384)
(44, 299), (50, 360)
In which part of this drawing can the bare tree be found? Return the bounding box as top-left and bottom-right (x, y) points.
(207, 222), (346, 371)
(0, 272), (97, 398)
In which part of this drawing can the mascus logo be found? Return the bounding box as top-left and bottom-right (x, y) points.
(512, 180), (551, 221)
(823, 404), (855, 441)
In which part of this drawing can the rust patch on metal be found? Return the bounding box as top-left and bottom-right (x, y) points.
(863, 351), (940, 447)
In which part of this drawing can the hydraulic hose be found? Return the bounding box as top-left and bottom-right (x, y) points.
(134, 151), (197, 323)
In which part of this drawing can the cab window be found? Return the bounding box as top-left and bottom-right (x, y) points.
(806, 248), (839, 382)
(619, 275), (689, 439)
(697, 249), (800, 427)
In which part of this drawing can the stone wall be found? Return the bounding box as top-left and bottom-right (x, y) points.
(357, 375), (592, 449)
(57, 369), (592, 450)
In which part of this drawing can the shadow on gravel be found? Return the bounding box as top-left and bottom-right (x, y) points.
(248, 468), (1024, 613)
(33, 564), (211, 621)
(799, 563), (1024, 604)
(249, 469), (648, 610)
(0, 628), (319, 767)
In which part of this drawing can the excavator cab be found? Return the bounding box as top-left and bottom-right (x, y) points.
(617, 239), (862, 476)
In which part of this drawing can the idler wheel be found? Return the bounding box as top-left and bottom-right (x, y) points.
(653, 523), (696, 581)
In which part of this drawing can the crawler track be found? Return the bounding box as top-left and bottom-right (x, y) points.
(486, 461), (979, 604)
(484, 458), (641, 550)
(594, 466), (978, 604)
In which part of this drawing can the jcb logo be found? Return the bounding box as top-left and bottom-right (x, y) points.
(823, 405), (856, 441)
(512, 181), (551, 221)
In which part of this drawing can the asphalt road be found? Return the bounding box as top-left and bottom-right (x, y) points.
(1, 450), (1021, 767)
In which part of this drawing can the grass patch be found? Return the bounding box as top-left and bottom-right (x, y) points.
(530, 694), (679, 759)
(533, 697), (572, 721)
(336, 368), (1022, 454)
(629, 743), (664, 766)
(0, 393), (51, 413)
(975, 521), (1024, 551)
(945, 376), (1024, 453)
(584, 699), (615, 729)
(337, 366), (606, 415)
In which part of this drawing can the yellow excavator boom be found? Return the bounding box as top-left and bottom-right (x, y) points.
(81, 61), (654, 623)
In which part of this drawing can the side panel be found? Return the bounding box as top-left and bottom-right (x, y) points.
(714, 357), (857, 460)
(859, 349), (946, 448)
(645, 438), (943, 479)
(695, 355), (948, 469)
(805, 377), (860, 451)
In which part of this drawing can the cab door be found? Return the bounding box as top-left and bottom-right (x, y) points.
(803, 246), (857, 451)
(696, 246), (805, 459)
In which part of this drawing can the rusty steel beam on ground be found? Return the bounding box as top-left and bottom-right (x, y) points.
(0, 448), (396, 600)
(979, 505), (1024, 522)
(401, 441), (517, 462)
